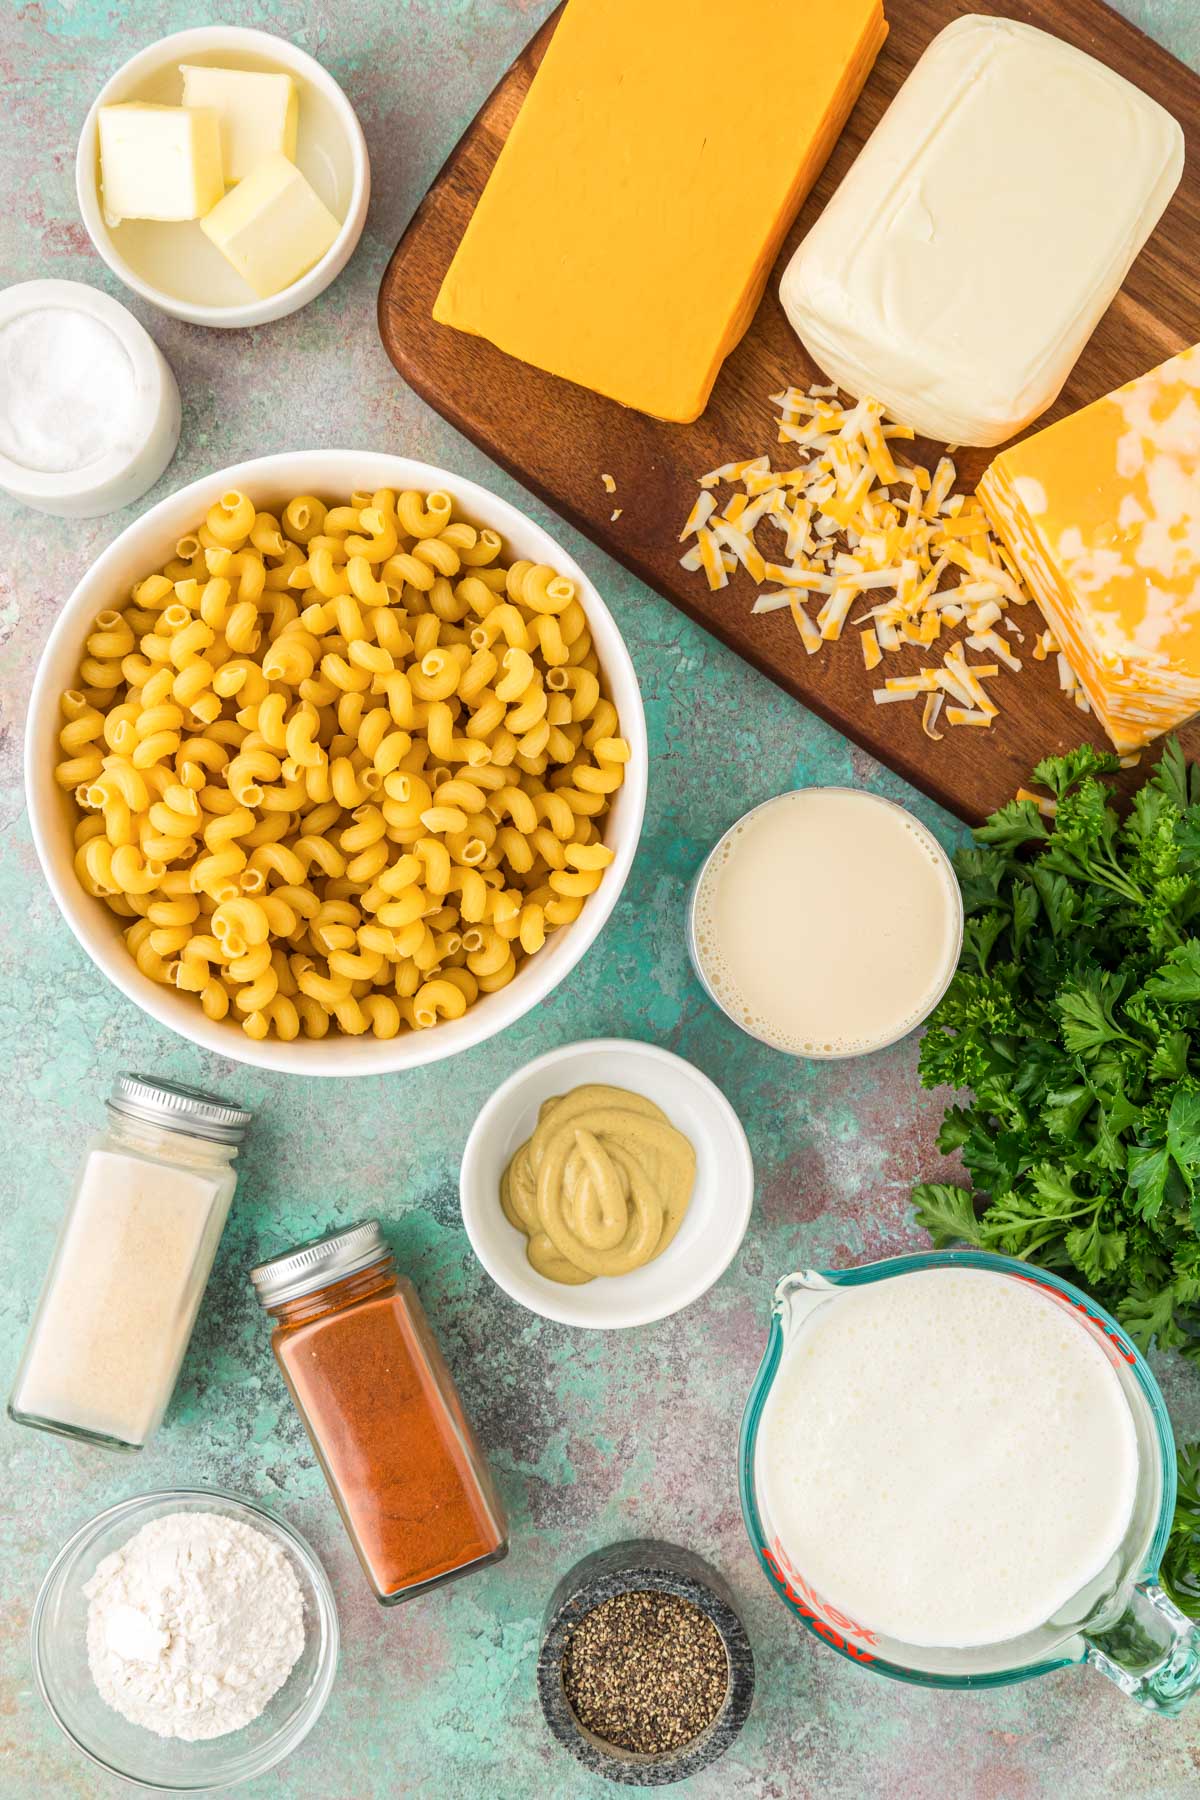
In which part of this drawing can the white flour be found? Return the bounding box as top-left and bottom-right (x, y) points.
(84, 1512), (306, 1741)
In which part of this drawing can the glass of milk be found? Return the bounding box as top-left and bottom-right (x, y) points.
(739, 1251), (1200, 1713)
(686, 789), (963, 1058)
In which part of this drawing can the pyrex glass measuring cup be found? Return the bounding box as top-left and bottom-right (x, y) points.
(739, 1249), (1200, 1713)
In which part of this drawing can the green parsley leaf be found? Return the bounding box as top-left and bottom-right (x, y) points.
(1031, 745), (1122, 800)
(1150, 1030), (1191, 1082)
(1162, 1441), (1200, 1618)
(1152, 737), (1199, 814)
(1030, 866), (1078, 939)
(1065, 1217), (1126, 1285)
(1011, 880), (1039, 956)
(1128, 1144), (1170, 1221)
(962, 911), (1008, 974)
(1056, 971), (1138, 1057)
(911, 1184), (981, 1247)
(975, 798), (1048, 852)
(1043, 1086), (1093, 1139)
(1118, 1283), (1186, 1354)
(1147, 942), (1200, 1004)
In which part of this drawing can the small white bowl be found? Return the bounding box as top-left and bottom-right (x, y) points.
(76, 26), (370, 328)
(25, 451), (647, 1077)
(0, 280), (180, 518)
(460, 1039), (754, 1328)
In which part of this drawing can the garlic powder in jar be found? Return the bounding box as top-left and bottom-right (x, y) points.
(8, 1075), (251, 1451)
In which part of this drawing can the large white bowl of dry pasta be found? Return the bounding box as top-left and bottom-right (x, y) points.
(26, 452), (646, 1075)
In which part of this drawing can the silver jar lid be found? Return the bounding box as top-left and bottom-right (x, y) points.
(108, 1073), (252, 1145)
(249, 1220), (390, 1307)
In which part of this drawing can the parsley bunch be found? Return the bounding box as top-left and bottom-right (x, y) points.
(912, 738), (1200, 1359)
(1162, 1442), (1200, 1617)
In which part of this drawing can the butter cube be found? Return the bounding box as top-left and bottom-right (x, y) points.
(200, 153), (340, 298)
(180, 64), (298, 185)
(98, 103), (224, 227)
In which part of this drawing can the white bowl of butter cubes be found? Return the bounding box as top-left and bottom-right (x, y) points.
(76, 26), (370, 328)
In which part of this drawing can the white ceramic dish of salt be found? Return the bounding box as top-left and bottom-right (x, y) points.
(0, 279), (179, 516)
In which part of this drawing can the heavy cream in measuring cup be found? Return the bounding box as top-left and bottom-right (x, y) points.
(691, 789), (961, 1055)
(757, 1269), (1139, 1647)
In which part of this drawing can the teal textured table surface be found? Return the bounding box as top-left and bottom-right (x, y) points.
(3, 3), (1200, 1795)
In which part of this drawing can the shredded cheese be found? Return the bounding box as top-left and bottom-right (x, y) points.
(791, 596), (822, 655)
(601, 473), (616, 494)
(679, 491), (716, 541)
(697, 530), (728, 591)
(678, 383), (1042, 738)
(1016, 787), (1058, 818)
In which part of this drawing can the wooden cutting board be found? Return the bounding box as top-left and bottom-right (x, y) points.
(378, 0), (1200, 824)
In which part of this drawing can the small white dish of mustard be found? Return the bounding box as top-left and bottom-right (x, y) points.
(461, 1040), (754, 1329)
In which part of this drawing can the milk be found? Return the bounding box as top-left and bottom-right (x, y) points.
(757, 1269), (1139, 1647)
(691, 789), (961, 1056)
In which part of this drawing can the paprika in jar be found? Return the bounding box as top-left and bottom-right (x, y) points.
(251, 1220), (507, 1604)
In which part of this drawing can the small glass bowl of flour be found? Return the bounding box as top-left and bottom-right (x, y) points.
(31, 1489), (338, 1790)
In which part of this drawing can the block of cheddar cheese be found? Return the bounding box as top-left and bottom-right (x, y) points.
(434, 0), (887, 423)
(779, 16), (1184, 448)
(978, 343), (1200, 752)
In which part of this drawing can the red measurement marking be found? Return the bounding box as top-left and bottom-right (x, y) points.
(764, 1541), (878, 1651)
(1013, 1272), (1136, 1364)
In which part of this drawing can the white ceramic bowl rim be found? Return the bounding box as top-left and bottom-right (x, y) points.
(459, 1037), (754, 1328)
(30, 1485), (339, 1791)
(25, 451), (647, 1076)
(75, 25), (369, 326)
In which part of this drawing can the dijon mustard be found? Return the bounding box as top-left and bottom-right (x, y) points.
(500, 1085), (695, 1285)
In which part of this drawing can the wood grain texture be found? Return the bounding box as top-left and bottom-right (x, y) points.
(378, 0), (1200, 824)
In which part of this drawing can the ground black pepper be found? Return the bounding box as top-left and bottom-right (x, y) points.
(560, 1589), (729, 1755)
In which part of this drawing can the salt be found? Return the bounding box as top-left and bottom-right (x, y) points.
(0, 305), (141, 474)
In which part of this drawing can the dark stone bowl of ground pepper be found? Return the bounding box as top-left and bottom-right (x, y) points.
(537, 1539), (754, 1787)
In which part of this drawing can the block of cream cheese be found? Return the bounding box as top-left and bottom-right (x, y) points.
(434, 0), (887, 423)
(98, 103), (224, 228)
(181, 64), (298, 185)
(779, 16), (1184, 447)
(200, 152), (340, 298)
(978, 343), (1200, 752)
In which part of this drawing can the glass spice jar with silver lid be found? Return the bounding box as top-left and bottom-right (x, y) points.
(251, 1220), (508, 1605)
(9, 1073), (251, 1452)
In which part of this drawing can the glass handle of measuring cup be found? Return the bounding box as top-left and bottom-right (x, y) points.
(1084, 1583), (1200, 1714)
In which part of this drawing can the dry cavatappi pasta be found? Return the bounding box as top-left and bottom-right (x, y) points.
(56, 485), (631, 1041)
